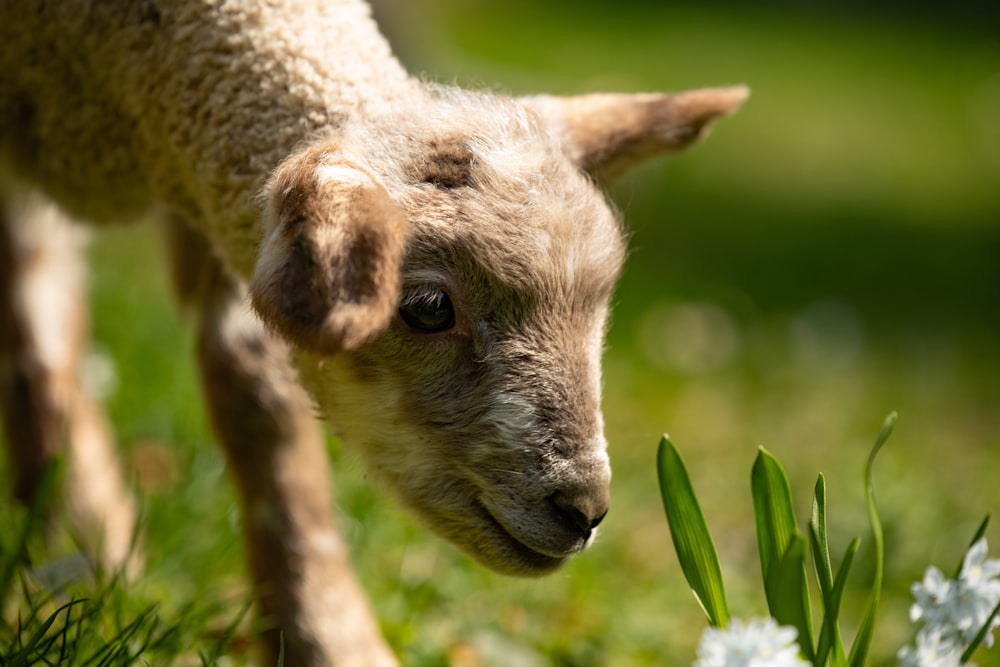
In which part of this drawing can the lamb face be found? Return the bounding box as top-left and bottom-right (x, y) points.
(292, 131), (624, 575)
(248, 86), (748, 575)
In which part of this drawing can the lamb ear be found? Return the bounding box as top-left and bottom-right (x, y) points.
(249, 147), (408, 355)
(526, 85), (749, 179)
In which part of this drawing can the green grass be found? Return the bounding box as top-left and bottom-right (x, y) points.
(3, 2), (999, 665)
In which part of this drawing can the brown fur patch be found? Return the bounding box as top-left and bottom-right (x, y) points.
(408, 137), (475, 189)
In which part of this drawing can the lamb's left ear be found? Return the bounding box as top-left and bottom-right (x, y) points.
(249, 146), (407, 355)
(526, 85), (749, 179)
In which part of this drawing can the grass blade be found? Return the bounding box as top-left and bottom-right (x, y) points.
(0, 461), (62, 606)
(752, 448), (813, 658)
(752, 448), (798, 584)
(954, 515), (991, 579)
(200, 600), (252, 662)
(847, 412), (895, 667)
(657, 435), (730, 627)
(810, 475), (834, 597)
(765, 534), (815, 661)
(954, 516), (996, 662)
(80, 604), (157, 667)
(810, 474), (848, 667)
(816, 538), (859, 667)
(969, 515), (990, 544)
(7, 599), (86, 667)
(961, 598), (1000, 663)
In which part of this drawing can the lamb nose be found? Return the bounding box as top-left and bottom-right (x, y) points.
(549, 489), (610, 535)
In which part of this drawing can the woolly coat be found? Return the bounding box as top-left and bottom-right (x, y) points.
(0, 0), (418, 276)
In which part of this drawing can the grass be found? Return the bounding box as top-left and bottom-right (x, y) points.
(0, 459), (251, 665)
(2, 2), (999, 665)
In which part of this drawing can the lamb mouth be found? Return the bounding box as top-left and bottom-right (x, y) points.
(476, 503), (567, 576)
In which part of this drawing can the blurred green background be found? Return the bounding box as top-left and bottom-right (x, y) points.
(2, 1), (999, 665)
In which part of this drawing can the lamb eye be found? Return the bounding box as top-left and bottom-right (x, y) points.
(399, 287), (456, 333)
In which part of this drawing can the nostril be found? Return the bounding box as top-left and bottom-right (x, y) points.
(549, 490), (610, 536)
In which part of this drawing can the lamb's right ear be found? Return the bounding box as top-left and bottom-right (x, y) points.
(249, 147), (408, 355)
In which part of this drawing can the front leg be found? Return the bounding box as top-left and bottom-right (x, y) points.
(166, 219), (397, 667)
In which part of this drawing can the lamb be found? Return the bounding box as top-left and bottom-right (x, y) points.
(0, 1), (747, 664)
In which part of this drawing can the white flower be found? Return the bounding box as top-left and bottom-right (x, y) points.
(956, 538), (1000, 647)
(897, 628), (966, 667)
(694, 618), (808, 667)
(908, 538), (1000, 650)
(911, 565), (956, 627)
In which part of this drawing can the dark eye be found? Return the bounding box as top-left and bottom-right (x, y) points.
(398, 287), (456, 333)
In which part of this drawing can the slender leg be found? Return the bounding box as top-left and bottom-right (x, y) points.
(0, 188), (137, 572)
(165, 218), (397, 667)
